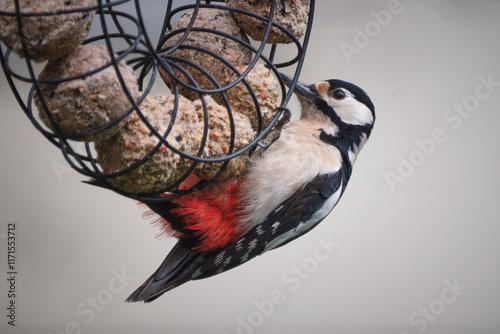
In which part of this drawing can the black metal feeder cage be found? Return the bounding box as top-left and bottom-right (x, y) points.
(0, 0), (315, 203)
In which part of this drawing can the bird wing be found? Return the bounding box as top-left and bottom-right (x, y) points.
(126, 170), (345, 302)
(194, 170), (345, 280)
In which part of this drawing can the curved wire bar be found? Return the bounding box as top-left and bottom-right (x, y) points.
(0, 0), (316, 201)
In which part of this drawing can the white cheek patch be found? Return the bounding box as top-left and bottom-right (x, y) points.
(324, 89), (373, 126)
(334, 99), (373, 125)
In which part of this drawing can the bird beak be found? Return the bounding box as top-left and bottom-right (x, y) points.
(280, 73), (316, 101)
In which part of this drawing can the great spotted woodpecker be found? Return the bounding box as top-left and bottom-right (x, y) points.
(126, 74), (375, 302)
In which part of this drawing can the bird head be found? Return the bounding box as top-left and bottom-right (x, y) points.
(281, 74), (375, 152)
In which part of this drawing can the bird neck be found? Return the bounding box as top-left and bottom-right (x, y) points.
(318, 131), (354, 177)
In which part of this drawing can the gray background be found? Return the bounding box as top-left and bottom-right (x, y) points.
(1, 1), (499, 333)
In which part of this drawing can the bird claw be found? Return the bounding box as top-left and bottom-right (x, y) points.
(283, 0), (292, 14)
(255, 107), (291, 151)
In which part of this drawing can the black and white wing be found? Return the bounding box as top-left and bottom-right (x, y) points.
(194, 170), (345, 280)
(127, 170), (346, 302)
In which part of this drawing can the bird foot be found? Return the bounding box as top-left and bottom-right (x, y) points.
(254, 107), (291, 153)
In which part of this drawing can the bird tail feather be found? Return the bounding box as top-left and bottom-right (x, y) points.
(125, 241), (206, 303)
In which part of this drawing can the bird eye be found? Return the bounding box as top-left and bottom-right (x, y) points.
(332, 89), (346, 100)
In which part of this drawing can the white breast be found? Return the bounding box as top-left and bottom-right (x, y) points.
(239, 119), (343, 232)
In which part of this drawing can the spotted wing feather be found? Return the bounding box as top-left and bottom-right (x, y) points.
(127, 171), (344, 302)
(194, 171), (343, 280)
